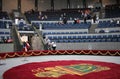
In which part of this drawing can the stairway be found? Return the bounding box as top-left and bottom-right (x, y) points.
(11, 25), (23, 52)
(32, 26), (46, 50)
(89, 23), (98, 33)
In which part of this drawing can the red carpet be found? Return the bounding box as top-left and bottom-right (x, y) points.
(3, 60), (120, 79)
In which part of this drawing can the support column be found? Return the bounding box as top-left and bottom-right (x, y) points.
(51, 0), (54, 11)
(99, 0), (103, 7)
(35, 0), (38, 11)
(67, 0), (70, 9)
(99, 0), (103, 19)
(82, 0), (87, 8)
(18, 0), (21, 13)
(116, 0), (120, 4)
(0, 0), (2, 11)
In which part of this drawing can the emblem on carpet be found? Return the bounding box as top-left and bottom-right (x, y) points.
(32, 64), (110, 78)
(3, 60), (120, 79)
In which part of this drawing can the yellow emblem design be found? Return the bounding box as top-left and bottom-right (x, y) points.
(32, 64), (110, 78)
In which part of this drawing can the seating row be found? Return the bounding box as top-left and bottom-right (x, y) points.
(97, 20), (120, 28)
(47, 34), (120, 39)
(0, 11), (10, 19)
(50, 38), (120, 43)
(0, 36), (13, 43)
(105, 4), (120, 18)
(46, 34), (120, 43)
(0, 21), (12, 28)
(42, 23), (91, 29)
(42, 31), (87, 36)
(25, 8), (91, 22)
(17, 26), (34, 31)
(0, 31), (10, 34)
(0, 36), (11, 39)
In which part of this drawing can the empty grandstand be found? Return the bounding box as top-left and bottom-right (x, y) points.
(0, 0), (120, 79)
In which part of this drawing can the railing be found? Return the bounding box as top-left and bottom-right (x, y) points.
(11, 25), (23, 51)
(32, 25), (46, 50)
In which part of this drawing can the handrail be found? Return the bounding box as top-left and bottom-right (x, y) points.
(11, 24), (23, 51)
(32, 25), (46, 50)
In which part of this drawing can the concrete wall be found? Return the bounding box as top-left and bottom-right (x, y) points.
(56, 42), (120, 50)
(21, 0), (34, 13)
(0, 43), (14, 53)
(102, 0), (116, 7)
(2, 0), (117, 13)
(2, 0), (17, 13)
(38, 0), (51, 11)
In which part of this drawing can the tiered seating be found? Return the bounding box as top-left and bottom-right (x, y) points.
(40, 22), (91, 38)
(96, 20), (120, 33)
(17, 22), (33, 31)
(0, 11), (12, 29)
(0, 20), (12, 29)
(46, 33), (120, 43)
(0, 11), (10, 19)
(41, 10), (83, 21)
(24, 11), (39, 22)
(97, 20), (120, 28)
(0, 29), (13, 43)
(105, 4), (120, 18)
(25, 8), (91, 22)
(42, 30), (88, 36)
(42, 22), (91, 30)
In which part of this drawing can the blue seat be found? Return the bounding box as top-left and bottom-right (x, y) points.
(81, 36), (86, 39)
(102, 35), (107, 38)
(48, 36), (52, 40)
(97, 35), (102, 39)
(56, 32), (60, 34)
(95, 39), (101, 42)
(66, 32), (69, 34)
(112, 38), (117, 42)
(84, 39), (90, 42)
(73, 36), (77, 39)
(106, 39), (111, 42)
(92, 35), (97, 39)
(68, 36), (72, 39)
(0, 32), (4, 34)
(101, 39), (106, 42)
(4, 32), (10, 34)
(47, 32), (51, 34)
(53, 36), (57, 39)
(78, 39), (83, 42)
(74, 39), (79, 42)
(51, 32), (56, 34)
(78, 36), (81, 39)
(1, 36), (5, 39)
(58, 39), (64, 43)
(51, 39), (57, 43)
(63, 36), (67, 39)
(113, 35), (117, 38)
(58, 36), (62, 39)
(70, 32), (74, 34)
(83, 32), (87, 34)
(99, 30), (105, 33)
(90, 39), (95, 42)
(61, 32), (65, 34)
(118, 38), (120, 42)
(87, 36), (92, 39)
(107, 35), (112, 38)
(69, 39), (74, 43)
(64, 39), (69, 43)
(74, 32), (79, 34)
(19, 22), (25, 27)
